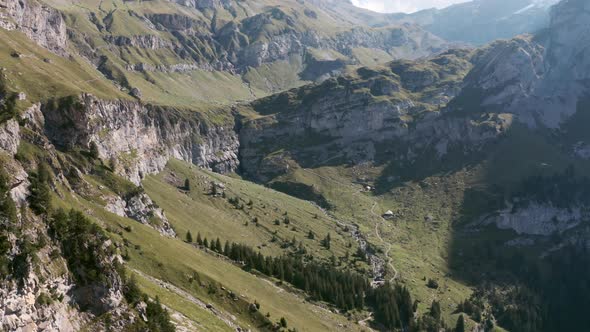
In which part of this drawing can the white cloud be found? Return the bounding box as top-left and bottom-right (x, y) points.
(350, 0), (471, 13)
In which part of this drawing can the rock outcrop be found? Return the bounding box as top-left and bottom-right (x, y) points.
(0, 0), (67, 55)
(105, 35), (173, 50)
(474, 202), (587, 236)
(238, 49), (511, 181)
(41, 94), (240, 185)
(0, 119), (19, 155)
(105, 192), (176, 237)
(462, 0), (590, 128)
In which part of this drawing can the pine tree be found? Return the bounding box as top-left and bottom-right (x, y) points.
(430, 300), (441, 321)
(280, 317), (287, 328)
(321, 233), (331, 249)
(196, 232), (203, 245)
(455, 314), (465, 332)
(215, 238), (222, 252)
(89, 141), (99, 159)
(184, 178), (191, 191)
(0, 170), (17, 224)
(307, 230), (315, 239)
(224, 241), (230, 256)
(203, 238), (209, 248)
(28, 163), (52, 215)
(186, 230), (193, 243)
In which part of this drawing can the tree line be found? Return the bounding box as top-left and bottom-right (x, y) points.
(191, 234), (416, 330)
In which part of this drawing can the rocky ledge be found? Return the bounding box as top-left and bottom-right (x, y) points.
(41, 94), (240, 185)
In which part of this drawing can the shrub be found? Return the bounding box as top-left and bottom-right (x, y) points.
(36, 292), (53, 307)
(427, 278), (439, 289)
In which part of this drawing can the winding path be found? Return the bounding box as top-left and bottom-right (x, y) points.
(370, 202), (399, 282)
(300, 167), (399, 284)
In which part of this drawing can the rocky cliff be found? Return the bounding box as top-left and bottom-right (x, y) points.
(42, 94), (239, 185)
(461, 0), (590, 128)
(0, 0), (452, 103)
(238, 49), (512, 181)
(0, 0), (67, 55)
(386, 0), (559, 45)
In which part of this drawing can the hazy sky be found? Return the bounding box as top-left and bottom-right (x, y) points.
(350, 0), (470, 13)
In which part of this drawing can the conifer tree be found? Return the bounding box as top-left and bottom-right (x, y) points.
(215, 238), (222, 252)
(186, 230), (193, 243)
(89, 142), (99, 160)
(455, 314), (465, 332)
(28, 163), (52, 215)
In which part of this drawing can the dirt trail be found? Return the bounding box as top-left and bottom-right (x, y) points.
(371, 202), (398, 282)
(301, 167), (399, 284)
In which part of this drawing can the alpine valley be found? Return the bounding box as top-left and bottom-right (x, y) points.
(1, 0), (589, 331)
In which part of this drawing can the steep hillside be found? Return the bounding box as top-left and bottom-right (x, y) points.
(235, 0), (590, 330)
(0, 0), (450, 108)
(2, 0), (590, 331)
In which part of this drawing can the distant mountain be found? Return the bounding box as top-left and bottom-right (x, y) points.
(382, 0), (560, 45)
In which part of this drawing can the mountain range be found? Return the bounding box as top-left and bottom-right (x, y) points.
(1, 0), (590, 331)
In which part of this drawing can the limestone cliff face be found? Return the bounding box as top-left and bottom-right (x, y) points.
(239, 74), (511, 181)
(105, 35), (173, 50)
(1, 234), (128, 331)
(0, 0), (67, 55)
(238, 49), (509, 181)
(0, 119), (19, 156)
(236, 22), (448, 69)
(105, 192), (176, 237)
(41, 94), (240, 185)
(462, 0), (590, 128)
(474, 202), (588, 236)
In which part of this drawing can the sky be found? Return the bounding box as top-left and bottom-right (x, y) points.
(350, 0), (471, 13)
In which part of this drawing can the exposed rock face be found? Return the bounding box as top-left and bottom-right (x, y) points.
(462, 0), (590, 128)
(475, 202), (587, 236)
(105, 35), (173, 50)
(235, 21), (448, 70)
(125, 63), (201, 73)
(0, 0), (67, 55)
(105, 193), (176, 237)
(0, 119), (19, 155)
(41, 94), (239, 184)
(1, 274), (83, 331)
(241, 94), (511, 182)
(170, 0), (231, 10)
(238, 50), (510, 181)
(0, 212), (126, 331)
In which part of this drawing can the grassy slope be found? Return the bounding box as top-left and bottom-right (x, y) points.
(143, 159), (362, 264)
(35, 0), (386, 108)
(0, 29), (126, 102)
(271, 120), (590, 329)
(133, 272), (234, 332)
(279, 165), (473, 326)
(50, 160), (366, 332)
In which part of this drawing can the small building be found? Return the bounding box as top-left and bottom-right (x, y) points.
(382, 210), (394, 219)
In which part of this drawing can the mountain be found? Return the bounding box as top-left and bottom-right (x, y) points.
(0, 0), (451, 108)
(238, 0), (590, 330)
(384, 0), (560, 45)
(1, 0), (590, 331)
